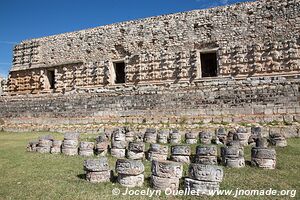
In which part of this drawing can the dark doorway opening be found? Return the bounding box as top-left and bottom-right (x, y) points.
(47, 70), (55, 89)
(200, 52), (218, 77)
(114, 62), (126, 84)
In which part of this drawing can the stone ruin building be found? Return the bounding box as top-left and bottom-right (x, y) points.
(0, 76), (4, 95)
(0, 0), (299, 133)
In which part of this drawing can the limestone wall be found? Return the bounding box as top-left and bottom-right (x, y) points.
(6, 0), (300, 94)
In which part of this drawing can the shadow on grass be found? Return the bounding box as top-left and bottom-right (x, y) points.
(245, 160), (252, 166)
(77, 174), (86, 180)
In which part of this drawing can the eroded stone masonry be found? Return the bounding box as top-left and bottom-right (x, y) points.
(0, 0), (299, 132)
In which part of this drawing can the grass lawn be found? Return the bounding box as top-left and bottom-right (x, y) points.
(0, 132), (299, 200)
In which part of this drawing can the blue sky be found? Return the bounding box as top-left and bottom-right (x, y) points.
(0, 0), (250, 78)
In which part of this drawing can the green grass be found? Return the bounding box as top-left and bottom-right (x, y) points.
(0, 132), (299, 200)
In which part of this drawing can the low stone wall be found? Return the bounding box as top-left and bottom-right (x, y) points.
(0, 75), (299, 136)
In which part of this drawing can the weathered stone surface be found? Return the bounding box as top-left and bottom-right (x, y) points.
(255, 137), (269, 148)
(111, 140), (127, 149)
(184, 178), (220, 195)
(38, 139), (52, 147)
(157, 130), (169, 144)
(36, 139), (52, 153)
(151, 175), (180, 191)
(128, 142), (145, 152)
(194, 155), (218, 165)
(50, 147), (61, 154)
(116, 159), (144, 175)
(280, 126), (300, 138)
(79, 150), (94, 157)
(185, 131), (198, 144)
(79, 141), (94, 149)
(251, 144), (276, 169)
(95, 142), (109, 156)
(249, 126), (262, 145)
(125, 131), (135, 137)
(272, 139), (287, 147)
(78, 142), (94, 156)
(251, 158), (276, 169)
(117, 174), (144, 187)
(112, 128), (126, 141)
(110, 148), (126, 158)
(251, 148), (276, 160)
(221, 144), (245, 168)
(188, 164), (223, 182)
(36, 146), (51, 153)
(199, 132), (212, 145)
(96, 149), (107, 156)
(224, 157), (245, 168)
(186, 138), (198, 144)
(226, 131), (235, 145)
(52, 140), (62, 147)
(171, 145), (191, 155)
(151, 160), (183, 178)
(104, 129), (113, 140)
(221, 146), (243, 158)
(144, 128), (157, 143)
(215, 127), (227, 144)
(84, 158), (109, 172)
(185, 131), (198, 139)
(171, 155), (190, 164)
(127, 142), (145, 159)
(196, 145), (217, 156)
(251, 126), (262, 135)
(62, 140), (78, 148)
(96, 133), (109, 143)
(236, 131), (250, 146)
(64, 133), (80, 140)
(86, 171), (111, 183)
(127, 151), (144, 160)
(169, 129), (181, 144)
(269, 132), (287, 147)
(26, 141), (38, 152)
(125, 131), (135, 142)
(147, 152), (168, 161)
(236, 127), (247, 134)
(62, 148), (78, 156)
(135, 132), (145, 142)
(149, 143), (168, 154)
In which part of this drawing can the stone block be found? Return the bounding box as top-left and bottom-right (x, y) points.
(84, 158), (109, 172)
(151, 175), (180, 191)
(251, 148), (276, 160)
(196, 145), (217, 156)
(188, 164), (223, 182)
(151, 160), (183, 178)
(116, 159), (144, 175)
(86, 171), (111, 183)
(171, 145), (191, 155)
(184, 178), (220, 195)
(194, 155), (218, 165)
(117, 174), (144, 187)
(110, 148), (126, 158)
(62, 148), (78, 156)
(170, 155), (190, 164)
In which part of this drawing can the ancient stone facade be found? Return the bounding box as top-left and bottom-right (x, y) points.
(0, 77), (4, 95)
(6, 0), (300, 94)
(0, 0), (299, 131)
